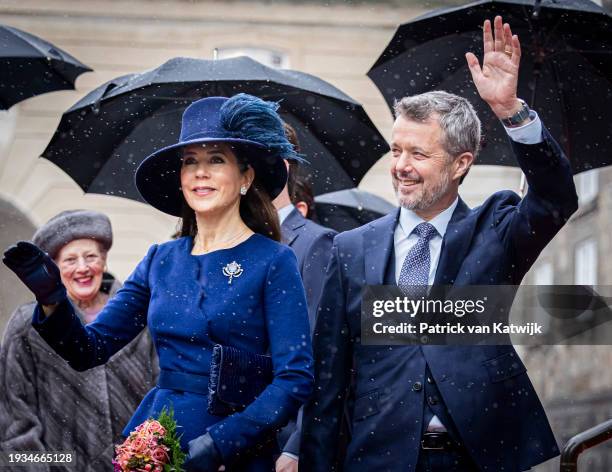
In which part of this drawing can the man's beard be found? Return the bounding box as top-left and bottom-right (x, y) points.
(395, 170), (452, 211)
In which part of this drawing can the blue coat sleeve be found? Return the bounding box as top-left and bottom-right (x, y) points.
(494, 127), (579, 280)
(207, 246), (314, 462)
(31, 245), (157, 371)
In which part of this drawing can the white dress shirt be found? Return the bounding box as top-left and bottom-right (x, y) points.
(504, 110), (542, 144)
(277, 204), (295, 225)
(393, 197), (458, 286)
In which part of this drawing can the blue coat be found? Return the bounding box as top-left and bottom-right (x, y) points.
(300, 128), (579, 472)
(32, 234), (314, 467)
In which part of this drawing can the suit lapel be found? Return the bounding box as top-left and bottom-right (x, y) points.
(364, 209), (400, 286)
(433, 198), (476, 285)
(280, 208), (306, 246)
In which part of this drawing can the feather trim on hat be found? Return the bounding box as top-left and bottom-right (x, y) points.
(219, 93), (307, 163)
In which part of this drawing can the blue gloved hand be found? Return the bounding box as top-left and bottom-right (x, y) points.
(184, 432), (223, 472)
(3, 241), (66, 305)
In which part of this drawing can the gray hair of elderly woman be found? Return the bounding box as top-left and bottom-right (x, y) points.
(393, 91), (481, 183)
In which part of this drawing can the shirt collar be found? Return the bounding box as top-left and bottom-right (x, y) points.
(398, 197), (459, 239)
(277, 204), (295, 225)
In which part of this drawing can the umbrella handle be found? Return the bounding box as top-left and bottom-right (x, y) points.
(532, 0), (542, 19)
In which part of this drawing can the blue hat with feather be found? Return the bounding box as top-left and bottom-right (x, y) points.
(135, 93), (302, 216)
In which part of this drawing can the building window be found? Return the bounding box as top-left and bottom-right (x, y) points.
(534, 262), (553, 285)
(575, 169), (599, 205)
(574, 238), (598, 285)
(215, 47), (289, 69)
(532, 262), (553, 332)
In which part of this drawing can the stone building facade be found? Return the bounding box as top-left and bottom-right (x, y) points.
(521, 166), (612, 471)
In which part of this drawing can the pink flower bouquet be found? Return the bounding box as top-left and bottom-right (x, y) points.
(113, 408), (185, 472)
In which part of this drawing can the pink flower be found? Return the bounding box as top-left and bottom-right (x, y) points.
(150, 446), (169, 463)
(137, 420), (166, 438)
(148, 421), (166, 436)
(129, 437), (147, 454)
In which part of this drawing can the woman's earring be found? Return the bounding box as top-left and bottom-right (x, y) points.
(240, 186), (248, 196)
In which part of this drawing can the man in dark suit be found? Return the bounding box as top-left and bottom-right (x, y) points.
(300, 16), (578, 472)
(274, 124), (337, 472)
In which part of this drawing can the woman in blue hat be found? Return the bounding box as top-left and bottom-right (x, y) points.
(3, 93), (314, 472)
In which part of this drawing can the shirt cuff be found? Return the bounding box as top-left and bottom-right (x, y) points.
(281, 452), (299, 461)
(503, 110), (542, 145)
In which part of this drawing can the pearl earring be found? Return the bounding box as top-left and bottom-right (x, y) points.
(240, 186), (247, 195)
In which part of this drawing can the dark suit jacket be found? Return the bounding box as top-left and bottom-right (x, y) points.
(280, 208), (336, 455)
(300, 128), (579, 472)
(281, 208), (337, 329)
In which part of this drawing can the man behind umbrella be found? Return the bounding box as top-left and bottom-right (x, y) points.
(274, 123), (337, 330)
(274, 123), (337, 472)
(301, 16), (578, 472)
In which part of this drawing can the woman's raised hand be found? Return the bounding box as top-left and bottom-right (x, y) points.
(3, 241), (66, 306)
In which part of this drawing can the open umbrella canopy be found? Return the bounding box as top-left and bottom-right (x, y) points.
(368, 0), (612, 174)
(42, 56), (388, 202)
(0, 24), (91, 109)
(314, 188), (396, 232)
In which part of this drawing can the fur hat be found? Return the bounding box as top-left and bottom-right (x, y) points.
(32, 210), (113, 259)
(135, 93), (304, 216)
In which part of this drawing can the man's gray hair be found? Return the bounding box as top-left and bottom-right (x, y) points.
(393, 91), (482, 159)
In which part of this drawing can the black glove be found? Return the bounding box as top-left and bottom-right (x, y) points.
(3, 241), (66, 305)
(184, 432), (223, 472)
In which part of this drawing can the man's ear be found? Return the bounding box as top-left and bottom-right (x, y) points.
(453, 152), (474, 182)
(295, 201), (309, 218)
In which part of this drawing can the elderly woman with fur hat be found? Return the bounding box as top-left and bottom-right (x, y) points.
(3, 93), (314, 472)
(0, 210), (159, 471)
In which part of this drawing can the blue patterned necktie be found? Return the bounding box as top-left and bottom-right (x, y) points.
(398, 222), (438, 296)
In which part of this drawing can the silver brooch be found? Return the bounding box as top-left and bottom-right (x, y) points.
(222, 261), (243, 284)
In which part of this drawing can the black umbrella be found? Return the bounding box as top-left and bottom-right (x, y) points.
(313, 188), (396, 232)
(367, 0), (612, 174)
(42, 56), (388, 202)
(0, 24), (91, 110)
